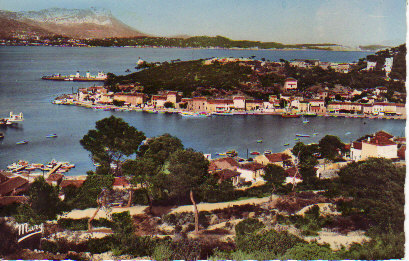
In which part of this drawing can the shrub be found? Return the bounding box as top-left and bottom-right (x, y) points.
(235, 218), (265, 236)
(0, 219), (19, 255)
(236, 229), (305, 255)
(281, 243), (338, 260)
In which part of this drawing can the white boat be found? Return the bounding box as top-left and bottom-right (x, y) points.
(46, 134), (58, 138)
(16, 140), (28, 145)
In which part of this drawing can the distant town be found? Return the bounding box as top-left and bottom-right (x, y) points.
(55, 56), (406, 119)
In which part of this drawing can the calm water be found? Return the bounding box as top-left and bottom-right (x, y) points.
(0, 46), (405, 175)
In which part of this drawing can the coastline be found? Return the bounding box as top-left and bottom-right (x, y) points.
(63, 100), (406, 120)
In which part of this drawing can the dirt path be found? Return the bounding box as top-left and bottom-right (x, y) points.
(59, 196), (275, 219)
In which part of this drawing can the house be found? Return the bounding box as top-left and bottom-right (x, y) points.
(208, 157), (240, 173)
(309, 99), (326, 113)
(366, 61), (377, 71)
(165, 91), (181, 105)
(350, 131), (398, 161)
(245, 100), (264, 111)
(214, 169), (241, 185)
(188, 97), (208, 112)
(284, 166), (302, 185)
(254, 152), (292, 167)
(233, 96), (246, 110)
(113, 93), (146, 106)
(284, 78), (298, 91)
(60, 179), (85, 189)
(46, 173), (64, 186)
(206, 99), (234, 113)
(398, 145), (405, 160)
(384, 57), (393, 75)
(113, 177), (131, 190)
(151, 95), (167, 108)
(0, 177), (29, 196)
(236, 162), (265, 184)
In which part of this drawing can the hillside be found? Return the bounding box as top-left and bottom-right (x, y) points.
(0, 8), (146, 39)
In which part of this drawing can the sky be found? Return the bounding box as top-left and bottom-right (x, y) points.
(0, 0), (406, 46)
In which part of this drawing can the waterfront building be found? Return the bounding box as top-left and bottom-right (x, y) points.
(284, 78), (298, 91)
(206, 99), (234, 113)
(236, 162), (265, 184)
(233, 96), (246, 110)
(245, 100), (264, 111)
(151, 95), (167, 108)
(254, 152), (292, 167)
(350, 131), (398, 161)
(187, 97), (207, 112)
(114, 92), (146, 107)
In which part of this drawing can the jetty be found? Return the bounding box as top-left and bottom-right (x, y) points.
(0, 112), (24, 126)
(46, 162), (62, 176)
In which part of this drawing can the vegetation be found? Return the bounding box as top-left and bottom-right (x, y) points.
(80, 115), (145, 175)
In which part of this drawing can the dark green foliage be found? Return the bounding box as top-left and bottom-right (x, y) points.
(57, 218), (113, 231)
(14, 177), (62, 223)
(0, 219), (19, 255)
(319, 135), (345, 160)
(281, 243), (338, 260)
(87, 236), (117, 254)
(166, 149), (209, 203)
(40, 238), (87, 254)
(80, 116), (146, 175)
(339, 232), (405, 260)
(262, 164), (287, 191)
(112, 99), (125, 107)
(236, 229), (305, 255)
(70, 174), (114, 209)
(199, 177), (237, 203)
(235, 218), (265, 236)
(138, 134), (184, 166)
(163, 101), (174, 108)
(330, 158), (405, 234)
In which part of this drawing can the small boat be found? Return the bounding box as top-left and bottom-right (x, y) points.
(284, 143), (290, 146)
(296, 134), (310, 137)
(302, 120), (309, 124)
(313, 133), (319, 136)
(16, 140), (28, 145)
(264, 150), (272, 154)
(0, 132), (4, 139)
(282, 113), (300, 118)
(303, 113), (317, 117)
(294, 138), (300, 141)
(256, 140), (263, 143)
(46, 134), (58, 138)
(217, 153), (227, 156)
(226, 150), (238, 157)
(250, 151), (260, 155)
(345, 132), (351, 135)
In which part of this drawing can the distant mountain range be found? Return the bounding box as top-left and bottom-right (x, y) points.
(0, 7), (146, 39)
(0, 7), (395, 51)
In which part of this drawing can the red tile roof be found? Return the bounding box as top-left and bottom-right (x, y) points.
(113, 177), (130, 187)
(60, 180), (85, 189)
(0, 172), (9, 184)
(215, 169), (241, 182)
(46, 173), (64, 183)
(239, 162), (265, 171)
(398, 145), (406, 160)
(375, 130), (394, 139)
(352, 142), (362, 150)
(285, 167), (299, 177)
(265, 153), (291, 163)
(0, 177), (29, 196)
(364, 136), (396, 146)
(0, 196), (28, 206)
(208, 157), (239, 172)
(207, 99), (234, 104)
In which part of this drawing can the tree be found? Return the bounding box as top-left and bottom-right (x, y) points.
(28, 177), (62, 221)
(262, 164), (287, 200)
(72, 174), (114, 209)
(122, 157), (160, 212)
(332, 158), (405, 234)
(319, 135), (344, 160)
(138, 134), (184, 167)
(163, 101), (174, 108)
(80, 116), (146, 175)
(281, 243), (337, 260)
(166, 149), (209, 233)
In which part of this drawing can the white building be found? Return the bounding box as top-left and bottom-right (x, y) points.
(284, 78), (298, 91)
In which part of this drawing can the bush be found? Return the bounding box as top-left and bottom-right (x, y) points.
(87, 236), (117, 254)
(236, 229), (305, 255)
(57, 218), (114, 231)
(0, 219), (19, 255)
(281, 243), (338, 260)
(235, 218), (265, 236)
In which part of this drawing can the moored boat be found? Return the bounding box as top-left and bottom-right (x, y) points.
(16, 140), (28, 145)
(282, 113), (300, 118)
(46, 134), (58, 138)
(296, 134), (310, 137)
(250, 151), (260, 155)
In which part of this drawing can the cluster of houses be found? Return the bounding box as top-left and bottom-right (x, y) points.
(69, 80), (405, 117)
(0, 130), (405, 208)
(207, 130), (405, 187)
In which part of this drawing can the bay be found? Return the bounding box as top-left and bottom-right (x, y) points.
(0, 46), (404, 175)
